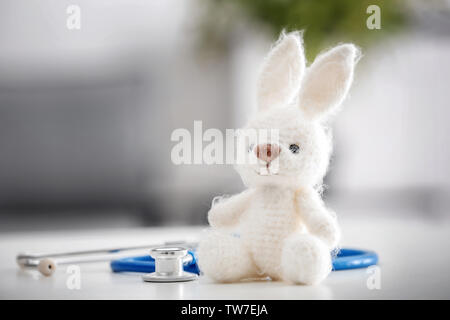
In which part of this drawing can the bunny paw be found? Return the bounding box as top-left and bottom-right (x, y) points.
(309, 217), (341, 250)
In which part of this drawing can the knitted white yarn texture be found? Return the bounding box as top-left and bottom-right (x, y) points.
(197, 31), (360, 285)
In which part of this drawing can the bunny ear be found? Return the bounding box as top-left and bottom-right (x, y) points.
(298, 44), (360, 120)
(256, 31), (306, 112)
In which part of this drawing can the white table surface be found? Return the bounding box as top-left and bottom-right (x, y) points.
(1, 216), (449, 299)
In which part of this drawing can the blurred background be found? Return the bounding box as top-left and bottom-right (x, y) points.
(0, 0), (449, 231)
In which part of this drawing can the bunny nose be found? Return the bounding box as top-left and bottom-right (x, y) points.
(255, 143), (281, 163)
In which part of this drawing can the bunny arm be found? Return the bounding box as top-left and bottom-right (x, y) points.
(208, 189), (254, 228)
(295, 188), (341, 250)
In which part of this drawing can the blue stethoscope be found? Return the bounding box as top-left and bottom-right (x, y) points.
(110, 247), (378, 275)
(16, 241), (377, 280)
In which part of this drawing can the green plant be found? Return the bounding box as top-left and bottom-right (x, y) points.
(199, 0), (408, 60)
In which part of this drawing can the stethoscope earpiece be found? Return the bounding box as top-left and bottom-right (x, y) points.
(16, 254), (56, 276)
(37, 258), (56, 276)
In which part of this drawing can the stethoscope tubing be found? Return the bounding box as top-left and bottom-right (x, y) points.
(332, 248), (378, 271)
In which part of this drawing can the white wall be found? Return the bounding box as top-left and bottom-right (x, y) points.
(332, 34), (450, 191)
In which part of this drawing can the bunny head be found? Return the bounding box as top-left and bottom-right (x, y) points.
(236, 32), (360, 189)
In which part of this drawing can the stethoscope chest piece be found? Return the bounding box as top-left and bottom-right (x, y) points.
(142, 247), (198, 282)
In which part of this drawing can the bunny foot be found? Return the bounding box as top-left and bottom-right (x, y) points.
(281, 233), (331, 285)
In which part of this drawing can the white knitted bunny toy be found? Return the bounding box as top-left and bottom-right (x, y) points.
(197, 32), (359, 285)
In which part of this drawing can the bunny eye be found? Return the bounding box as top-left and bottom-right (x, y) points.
(289, 144), (300, 154)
